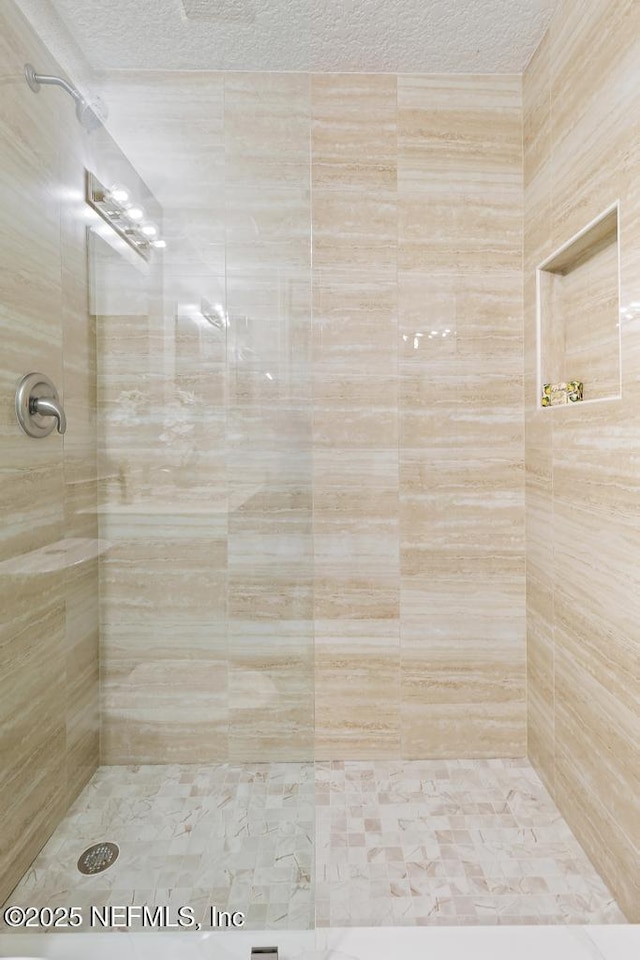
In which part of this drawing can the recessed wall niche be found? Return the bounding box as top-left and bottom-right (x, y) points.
(537, 202), (621, 408)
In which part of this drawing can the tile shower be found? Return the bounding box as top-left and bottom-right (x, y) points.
(7, 759), (624, 929)
(0, 0), (639, 946)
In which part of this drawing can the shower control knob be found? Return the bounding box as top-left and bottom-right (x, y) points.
(15, 372), (67, 438)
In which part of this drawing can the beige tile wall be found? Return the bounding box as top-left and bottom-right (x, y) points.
(540, 235), (620, 401)
(98, 71), (315, 765)
(0, 0), (184, 899)
(100, 70), (525, 764)
(524, 0), (640, 922)
(92, 72), (230, 765)
(96, 261), (231, 764)
(396, 75), (525, 758)
(226, 74), (315, 763)
(313, 74), (526, 758)
(311, 74), (402, 759)
(0, 0), (99, 903)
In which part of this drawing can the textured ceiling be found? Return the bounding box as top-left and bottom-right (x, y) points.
(24, 0), (558, 74)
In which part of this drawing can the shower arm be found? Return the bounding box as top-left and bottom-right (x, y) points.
(25, 64), (107, 132)
(25, 64), (83, 105)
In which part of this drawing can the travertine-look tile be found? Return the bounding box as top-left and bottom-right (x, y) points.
(313, 374), (399, 449)
(523, 30), (551, 192)
(398, 186), (523, 276)
(313, 279), (397, 371)
(548, 0), (640, 247)
(311, 74), (397, 164)
(65, 561), (100, 803)
(94, 69), (527, 771)
(101, 72), (225, 210)
(0, 581), (67, 901)
(526, 570), (555, 790)
(524, 0), (640, 922)
(101, 658), (228, 765)
(0, 0), (101, 905)
(226, 74), (311, 160)
(228, 623), (314, 761)
(542, 238), (620, 402)
(314, 574), (400, 623)
(397, 75), (523, 276)
(399, 273), (523, 362)
(315, 621), (401, 759)
(312, 74), (397, 283)
(312, 189), (397, 278)
(399, 361), (524, 457)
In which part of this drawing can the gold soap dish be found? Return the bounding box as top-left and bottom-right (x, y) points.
(541, 380), (583, 406)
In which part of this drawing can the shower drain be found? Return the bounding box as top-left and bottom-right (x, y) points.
(77, 842), (119, 875)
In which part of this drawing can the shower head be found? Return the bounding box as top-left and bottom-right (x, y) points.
(75, 96), (108, 132)
(25, 63), (108, 131)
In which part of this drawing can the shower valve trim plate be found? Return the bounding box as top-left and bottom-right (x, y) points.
(15, 372), (67, 438)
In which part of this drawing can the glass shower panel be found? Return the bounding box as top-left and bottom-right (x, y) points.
(225, 75), (315, 930)
(88, 71), (315, 930)
(224, 74), (314, 763)
(92, 204), (230, 769)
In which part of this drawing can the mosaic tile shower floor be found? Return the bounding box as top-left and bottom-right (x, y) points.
(4, 759), (625, 930)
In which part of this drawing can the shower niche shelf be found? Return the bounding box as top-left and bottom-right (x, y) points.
(537, 202), (621, 408)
